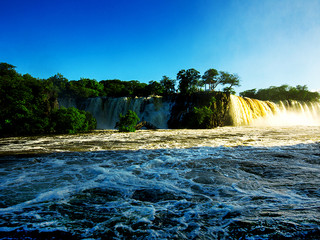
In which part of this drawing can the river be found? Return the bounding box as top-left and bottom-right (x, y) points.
(1, 126), (320, 239)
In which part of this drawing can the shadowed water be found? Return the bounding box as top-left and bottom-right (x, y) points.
(0, 127), (320, 239)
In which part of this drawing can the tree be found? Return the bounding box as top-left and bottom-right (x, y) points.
(193, 105), (214, 128)
(177, 68), (201, 95)
(240, 84), (320, 102)
(202, 68), (219, 91)
(147, 80), (164, 96)
(160, 75), (176, 95)
(115, 110), (140, 132)
(192, 93), (230, 129)
(132, 82), (149, 97)
(218, 71), (240, 94)
(68, 78), (104, 98)
(47, 73), (68, 94)
(0, 63), (17, 78)
(0, 62), (98, 136)
(51, 107), (97, 134)
(239, 89), (257, 98)
(100, 79), (130, 97)
(0, 63), (53, 136)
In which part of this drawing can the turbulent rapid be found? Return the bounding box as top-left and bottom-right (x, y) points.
(1, 127), (320, 239)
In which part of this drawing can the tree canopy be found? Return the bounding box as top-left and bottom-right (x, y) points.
(1, 61), (245, 135)
(177, 68), (201, 95)
(0, 63), (96, 136)
(115, 110), (140, 132)
(202, 68), (219, 91)
(240, 85), (320, 102)
(218, 71), (240, 94)
(160, 75), (176, 95)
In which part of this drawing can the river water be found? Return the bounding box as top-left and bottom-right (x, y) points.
(1, 127), (320, 239)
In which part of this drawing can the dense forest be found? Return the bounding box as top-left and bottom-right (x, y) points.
(2, 61), (319, 136)
(0, 62), (241, 136)
(240, 85), (320, 102)
(44, 68), (240, 98)
(0, 63), (97, 136)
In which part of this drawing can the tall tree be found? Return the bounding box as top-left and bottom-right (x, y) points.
(147, 80), (164, 96)
(202, 68), (219, 91)
(218, 71), (240, 94)
(47, 73), (68, 94)
(177, 68), (201, 95)
(160, 75), (176, 95)
(68, 78), (104, 98)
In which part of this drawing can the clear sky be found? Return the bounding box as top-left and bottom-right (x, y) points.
(1, 0), (320, 93)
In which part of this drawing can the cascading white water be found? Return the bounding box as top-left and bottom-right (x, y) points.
(84, 96), (172, 129)
(229, 95), (320, 126)
(59, 95), (320, 129)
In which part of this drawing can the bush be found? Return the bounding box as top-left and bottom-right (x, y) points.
(193, 105), (214, 129)
(192, 94), (230, 129)
(115, 110), (140, 132)
(51, 107), (97, 134)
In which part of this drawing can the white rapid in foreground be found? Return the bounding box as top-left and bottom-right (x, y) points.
(0, 127), (320, 239)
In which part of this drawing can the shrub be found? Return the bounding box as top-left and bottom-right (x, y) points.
(51, 107), (96, 134)
(115, 110), (140, 132)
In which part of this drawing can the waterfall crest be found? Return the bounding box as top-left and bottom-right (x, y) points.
(229, 95), (320, 126)
(59, 95), (320, 129)
(84, 96), (172, 129)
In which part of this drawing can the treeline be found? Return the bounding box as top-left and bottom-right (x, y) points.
(49, 75), (175, 98)
(240, 85), (320, 102)
(47, 68), (240, 98)
(0, 62), (241, 136)
(0, 63), (96, 136)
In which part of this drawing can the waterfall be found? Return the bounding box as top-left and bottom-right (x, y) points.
(229, 95), (320, 126)
(58, 95), (320, 129)
(83, 96), (172, 129)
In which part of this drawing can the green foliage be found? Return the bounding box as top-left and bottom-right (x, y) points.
(0, 63), (17, 77)
(51, 107), (97, 134)
(0, 62), (97, 136)
(160, 76), (176, 95)
(201, 69), (240, 94)
(115, 110), (140, 132)
(193, 105), (214, 129)
(100, 80), (150, 97)
(240, 85), (320, 102)
(239, 88), (257, 98)
(47, 73), (68, 94)
(0, 63), (53, 136)
(100, 78), (173, 97)
(147, 80), (164, 96)
(68, 78), (104, 98)
(218, 71), (240, 94)
(192, 94), (230, 129)
(130, 81), (149, 97)
(100, 80), (130, 97)
(177, 69), (201, 95)
(202, 68), (219, 91)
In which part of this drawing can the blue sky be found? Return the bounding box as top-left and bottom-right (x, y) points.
(1, 0), (320, 93)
